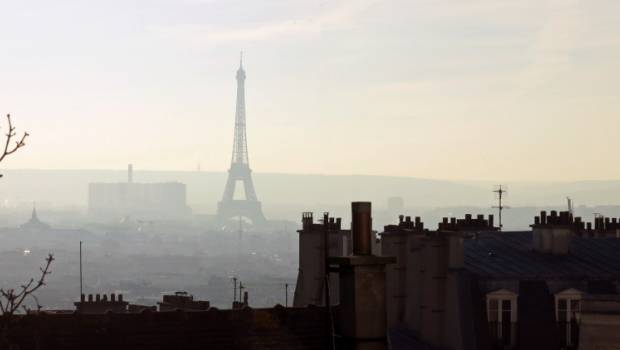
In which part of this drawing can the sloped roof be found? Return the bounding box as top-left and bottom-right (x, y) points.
(464, 231), (620, 279)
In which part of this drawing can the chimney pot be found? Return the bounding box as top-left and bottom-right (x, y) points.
(605, 217), (611, 229)
(352, 202), (372, 256)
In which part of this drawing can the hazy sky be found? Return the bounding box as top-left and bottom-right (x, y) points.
(1, 0), (619, 181)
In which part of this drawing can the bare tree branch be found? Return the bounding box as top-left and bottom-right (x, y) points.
(0, 114), (29, 164)
(0, 254), (54, 347)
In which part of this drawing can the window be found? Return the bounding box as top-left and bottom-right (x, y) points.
(555, 289), (583, 349)
(486, 290), (518, 348)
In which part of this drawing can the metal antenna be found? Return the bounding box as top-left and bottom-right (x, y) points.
(285, 283), (289, 307)
(492, 185), (510, 230)
(79, 241), (83, 297)
(232, 277), (238, 302)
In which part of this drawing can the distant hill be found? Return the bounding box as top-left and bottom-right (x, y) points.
(1, 169), (620, 221)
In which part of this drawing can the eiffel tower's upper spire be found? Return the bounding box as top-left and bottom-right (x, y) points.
(236, 51), (245, 81)
(232, 53), (248, 165)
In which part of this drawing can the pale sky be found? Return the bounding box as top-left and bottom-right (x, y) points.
(1, 0), (619, 181)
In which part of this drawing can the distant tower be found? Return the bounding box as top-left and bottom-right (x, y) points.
(128, 164), (133, 184)
(20, 202), (51, 231)
(217, 54), (266, 225)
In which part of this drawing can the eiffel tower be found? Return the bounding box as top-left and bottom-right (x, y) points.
(217, 55), (266, 225)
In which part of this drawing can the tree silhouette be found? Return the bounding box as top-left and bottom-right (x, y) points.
(0, 113), (44, 349)
(0, 254), (54, 348)
(0, 114), (29, 178)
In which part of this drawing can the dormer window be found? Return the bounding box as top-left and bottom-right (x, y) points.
(486, 289), (518, 348)
(555, 289), (583, 349)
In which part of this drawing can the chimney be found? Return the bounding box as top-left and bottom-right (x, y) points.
(532, 210), (573, 255)
(352, 202), (372, 255)
(328, 202), (395, 350)
(128, 164), (133, 184)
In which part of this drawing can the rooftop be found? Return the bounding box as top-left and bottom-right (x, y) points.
(464, 231), (620, 279)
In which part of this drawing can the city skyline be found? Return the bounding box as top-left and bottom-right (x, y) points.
(1, 0), (619, 181)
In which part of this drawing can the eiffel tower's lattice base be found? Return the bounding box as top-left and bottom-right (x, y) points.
(216, 199), (266, 225)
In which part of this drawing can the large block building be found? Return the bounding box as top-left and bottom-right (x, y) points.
(88, 165), (191, 220)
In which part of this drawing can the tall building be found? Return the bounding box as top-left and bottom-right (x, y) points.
(88, 164), (191, 220)
(217, 55), (266, 225)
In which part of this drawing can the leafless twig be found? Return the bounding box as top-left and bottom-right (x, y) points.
(0, 254), (53, 315)
(0, 114), (29, 164)
(0, 254), (54, 347)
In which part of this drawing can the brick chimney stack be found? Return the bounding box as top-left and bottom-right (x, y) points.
(329, 202), (395, 350)
(532, 210), (578, 255)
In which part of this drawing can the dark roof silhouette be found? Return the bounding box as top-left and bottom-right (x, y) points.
(464, 231), (620, 279)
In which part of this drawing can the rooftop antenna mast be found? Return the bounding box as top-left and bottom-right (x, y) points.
(79, 241), (83, 297)
(492, 185), (510, 230)
(232, 276), (238, 303)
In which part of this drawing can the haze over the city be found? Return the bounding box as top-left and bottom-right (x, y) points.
(1, 0), (619, 181)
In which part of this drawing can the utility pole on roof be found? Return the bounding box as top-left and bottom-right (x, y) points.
(492, 185), (510, 231)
